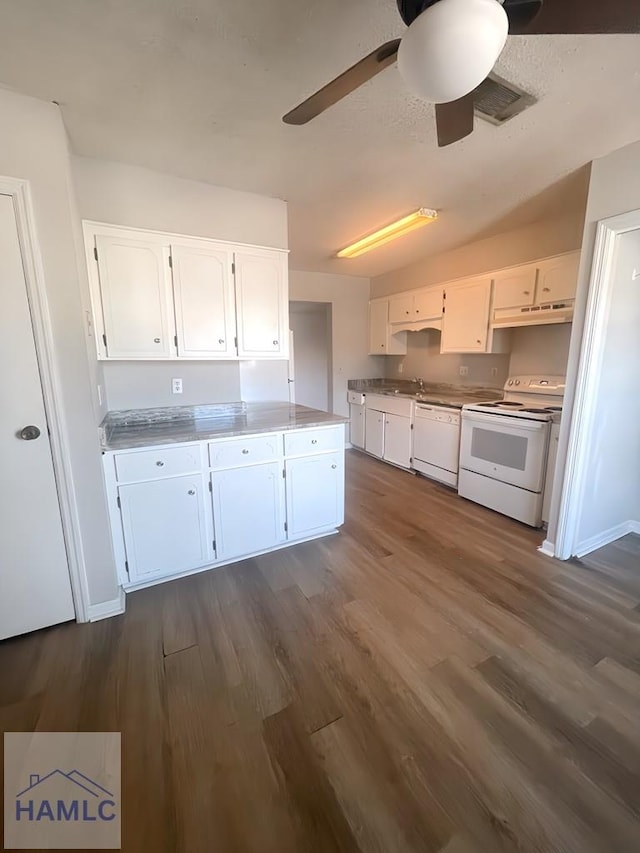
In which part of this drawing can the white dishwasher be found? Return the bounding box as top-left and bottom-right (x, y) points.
(412, 404), (461, 488)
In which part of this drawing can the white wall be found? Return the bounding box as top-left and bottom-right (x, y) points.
(508, 324), (573, 377)
(290, 304), (331, 411)
(71, 155), (289, 410)
(575, 229), (640, 548)
(371, 214), (585, 298)
(0, 90), (118, 607)
(289, 271), (384, 417)
(548, 139), (640, 552)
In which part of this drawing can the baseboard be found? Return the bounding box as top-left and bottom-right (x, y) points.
(538, 539), (556, 558)
(88, 588), (126, 622)
(575, 520), (639, 559)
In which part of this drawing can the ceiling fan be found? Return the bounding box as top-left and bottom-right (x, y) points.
(283, 0), (640, 147)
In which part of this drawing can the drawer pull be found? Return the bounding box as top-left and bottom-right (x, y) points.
(156, 461), (165, 467)
(242, 449), (250, 455)
(311, 439), (318, 445)
(188, 489), (195, 496)
(331, 464), (337, 469)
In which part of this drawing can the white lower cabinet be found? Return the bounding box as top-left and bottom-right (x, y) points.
(118, 474), (212, 581)
(365, 409), (385, 458)
(285, 452), (345, 539)
(105, 424), (345, 589)
(383, 414), (412, 468)
(212, 462), (285, 560)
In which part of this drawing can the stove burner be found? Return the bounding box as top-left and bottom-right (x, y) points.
(496, 401), (524, 407)
(520, 408), (553, 414)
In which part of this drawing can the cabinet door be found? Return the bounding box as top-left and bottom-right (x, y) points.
(441, 278), (492, 354)
(212, 462), (285, 560)
(285, 452), (344, 539)
(171, 243), (236, 358)
(350, 404), (365, 449)
(119, 474), (212, 581)
(414, 288), (443, 321)
(369, 300), (389, 353)
(389, 294), (414, 323)
(383, 413), (412, 468)
(235, 249), (288, 358)
(493, 267), (536, 310)
(96, 235), (175, 359)
(365, 409), (385, 458)
(536, 253), (580, 303)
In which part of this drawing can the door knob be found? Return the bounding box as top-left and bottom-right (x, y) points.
(20, 425), (41, 441)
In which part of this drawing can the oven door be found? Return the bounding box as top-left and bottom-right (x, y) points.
(460, 411), (550, 492)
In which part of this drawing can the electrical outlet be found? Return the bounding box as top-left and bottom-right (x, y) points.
(172, 378), (183, 394)
(491, 367), (498, 378)
(398, 362), (404, 375)
(459, 366), (469, 377)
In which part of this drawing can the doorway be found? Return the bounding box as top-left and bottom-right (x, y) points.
(289, 301), (333, 412)
(0, 189), (76, 639)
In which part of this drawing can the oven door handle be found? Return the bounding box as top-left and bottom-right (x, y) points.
(461, 411), (548, 432)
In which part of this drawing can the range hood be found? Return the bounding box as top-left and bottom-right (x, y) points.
(390, 317), (443, 333)
(492, 301), (574, 329)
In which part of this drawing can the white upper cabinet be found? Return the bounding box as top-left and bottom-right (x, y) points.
(85, 222), (289, 361)
(388, 294), (414, 324)
(171, 242), (236, 359)
(414, 288), (443, 321)
(441, 278), (492, 354)
(369, 298), (407, 355)
(493, 267), (537, 310)
(95, 234), (175, 359)
(234, 248), (289, 358)
(536, 252), (580, 303)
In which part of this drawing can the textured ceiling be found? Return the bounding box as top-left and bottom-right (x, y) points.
(0, 0), (639, 277)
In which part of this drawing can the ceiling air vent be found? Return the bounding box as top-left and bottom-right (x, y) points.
(473, 73), (536, 126)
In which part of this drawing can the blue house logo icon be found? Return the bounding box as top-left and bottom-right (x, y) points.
(15, 769), (117, 823)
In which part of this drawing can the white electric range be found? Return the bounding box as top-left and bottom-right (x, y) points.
(458, 375), (565, 527)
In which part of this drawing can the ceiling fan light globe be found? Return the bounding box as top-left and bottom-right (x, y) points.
(397, 0), (509, 104)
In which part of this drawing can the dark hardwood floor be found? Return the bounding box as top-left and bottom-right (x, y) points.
(2, 450), (640, 852)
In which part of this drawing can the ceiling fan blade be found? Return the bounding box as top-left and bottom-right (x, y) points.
(435, 93), (475, 147)
(518, 0), (640, 33)
(283, 40), (401, 125)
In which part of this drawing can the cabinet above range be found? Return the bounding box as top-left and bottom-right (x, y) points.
(83, 222), (289, 361)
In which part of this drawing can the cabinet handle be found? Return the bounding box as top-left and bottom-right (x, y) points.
(219, 338), (225, 344)
(477, 339), (481, 344)
(188, 489), (195, 495)
(273, 340), (279, 346)
(154, 337), (161, 343)
(311, 439), (318, 445)
(405, 310), (409, 315)
(523, 290), (530, 295)
(331, 464), (337, 469)
(156, 461), (165, 467)
(242, 449), (249, 454)
(543, 287), (551, 292)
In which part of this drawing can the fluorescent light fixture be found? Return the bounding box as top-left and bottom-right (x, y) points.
(337, 208), (438, 259)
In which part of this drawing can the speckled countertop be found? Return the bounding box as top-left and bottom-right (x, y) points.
(100, 402), (347, 451)
(348, 379), (502, 410)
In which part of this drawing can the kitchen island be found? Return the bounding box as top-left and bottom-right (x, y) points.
(100, 403), (347, 591)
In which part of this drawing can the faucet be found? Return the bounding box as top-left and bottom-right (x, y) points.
(413, 376), (425, 391)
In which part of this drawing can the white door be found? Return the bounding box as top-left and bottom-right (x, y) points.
(171, 243), (236, 358)
(119, 474), (212, 581)
(350, 404), (365, 449)
(285, 453), (344, 538)
(0, 193), (75, 639)
(235, 249), (288, 358)
(365, 409), (385, 458)
(536, 253), (580, 303)
(212, 462), (285, 560)
(96, 234), (175, 358)
(383, 414), (412, 468)
(493, 267), (537, 309)
(441, 279), (492, 353)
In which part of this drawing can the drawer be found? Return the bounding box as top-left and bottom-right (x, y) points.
(284, 425), (344, 457)
(348, 391), (365, 405)
(115, 444), (203, 483)
(209, 433), (281, 469)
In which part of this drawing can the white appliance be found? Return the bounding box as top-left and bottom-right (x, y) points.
(348, 390), (365, 449)
(412, 404), (461, 488)
(459, 375), (565, 527)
